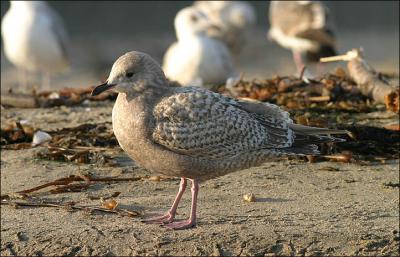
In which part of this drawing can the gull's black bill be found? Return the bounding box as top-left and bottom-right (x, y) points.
(91, 82), (115, 96)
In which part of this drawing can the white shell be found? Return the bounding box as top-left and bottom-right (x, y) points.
(32, 130), (52, 146)
(48, 92), (60, 99)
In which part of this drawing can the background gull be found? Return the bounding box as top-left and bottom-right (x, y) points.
(267, 1), (337, 75)
(91, 51), (347, 230)
(1, 1), (69, 89)
(162, 6), (237, 89)
(193, 1), (256, 55)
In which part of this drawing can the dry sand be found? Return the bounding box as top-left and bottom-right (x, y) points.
(1, 102), (399, 257)
(1, 29), (399, 256)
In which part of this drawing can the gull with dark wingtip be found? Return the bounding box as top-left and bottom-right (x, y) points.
(91, 51), (347, 230)
(268, 1), (337, 75)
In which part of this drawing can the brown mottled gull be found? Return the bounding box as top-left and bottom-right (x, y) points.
(268, 1), (337, 72)
(91, 51), (346, 230)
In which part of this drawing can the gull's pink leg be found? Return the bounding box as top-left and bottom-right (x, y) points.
(142, 177), (187, 224)
(164, 179), (199, 230)
(315, 62), (325, 77)
(292, 50), (305, 73)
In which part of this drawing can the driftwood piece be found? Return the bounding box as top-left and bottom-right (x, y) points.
(1, 93), (39, 108)
(321, 48), (399, 112)
(348, 58), (398, 111)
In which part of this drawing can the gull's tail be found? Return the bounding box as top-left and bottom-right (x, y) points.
(276, 123), (348, 156)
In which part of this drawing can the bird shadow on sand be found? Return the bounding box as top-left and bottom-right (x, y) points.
(254, 197), (294, 203)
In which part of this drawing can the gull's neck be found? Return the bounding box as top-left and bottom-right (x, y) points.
(124, 75), (171, 103)
(176, 30), (208, 43)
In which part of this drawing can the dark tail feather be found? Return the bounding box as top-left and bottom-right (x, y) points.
(277, 144), (320, 156)
(281, 123), (347, 156)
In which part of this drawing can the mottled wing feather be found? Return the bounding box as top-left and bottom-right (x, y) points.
(295, 28), (335, 47)
(152, 87), (294, 160)
(270, 2), (314, 36)
(270, 1), (332, 42)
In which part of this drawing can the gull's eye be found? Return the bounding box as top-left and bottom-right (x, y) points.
(126, 72), (134, 78)
(190, 14), (198, 23)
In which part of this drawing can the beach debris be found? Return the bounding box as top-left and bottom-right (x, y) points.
(384, 124), (400, 131)
(243, 193), (256, 202)
(36, 145), (117, 165)
(0, 85), (116, 108)
(321, 48), (399, 113)
(7, 173), (142, 197)
(1, 79), (181, 109)
(32, 130), (52, 146)
(219, 71), (372, 111)
(1, 121), (35, 147)
(383, 182), (400, 188)
(333, 125), (399, 161)
(1, 122), (119, 164)
(320, 152), (353, 163)
(0, 199), (140, 217)
(0, 171), (184, 217)
(101, 198), (119, 210)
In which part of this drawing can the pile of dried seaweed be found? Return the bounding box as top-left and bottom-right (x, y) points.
(1, 122), (119, 165)
(220, 68), (387, 112)
(37, 123), (119, 165)
(0, 173), (142, 217)
(336, 125), (400, 160)
(1, 121), (34, 146)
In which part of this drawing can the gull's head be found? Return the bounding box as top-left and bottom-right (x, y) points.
(195, 1), (228, 10)
(91, 51), (167, 96)
(297, 1), (312, 5)
(174, 6), (221, 40)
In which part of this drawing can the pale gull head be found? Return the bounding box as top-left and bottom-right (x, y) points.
(174, 6), (220, 41)
(92, 51), (167, 96)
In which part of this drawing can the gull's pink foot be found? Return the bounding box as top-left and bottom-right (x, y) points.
(163, 219), (196, 230)
(142, 178), (199, 230)
(142, 212), (174, 224)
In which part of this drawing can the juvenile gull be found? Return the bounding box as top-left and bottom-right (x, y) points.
(92, 51), (346, 230)
(268, 1), (336, 73)
(162, 6), (237, 89)
(193, 1), (256, 54)
(1, 1), (69, 89)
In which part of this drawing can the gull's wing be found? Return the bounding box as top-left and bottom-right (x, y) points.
(269, 1), (332, 39)
(152, 87), (296, 160)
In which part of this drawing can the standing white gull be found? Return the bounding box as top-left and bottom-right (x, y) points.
(1, 1), (69, 89)
(162, 6), (237, 89)
(193, 1), (256, 55)
(268, 1), (337, 73)
(91, 51), (347, 230)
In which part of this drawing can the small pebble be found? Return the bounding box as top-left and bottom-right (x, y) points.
(243, 193), (256, 202)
